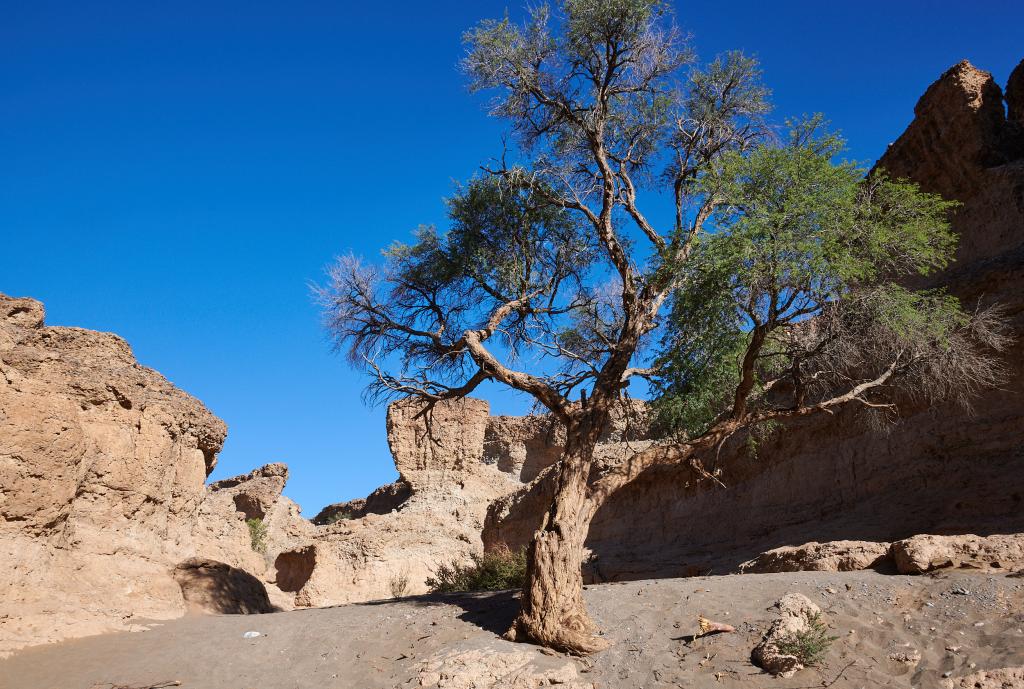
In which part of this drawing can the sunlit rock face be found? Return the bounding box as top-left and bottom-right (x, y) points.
(273, 397), (520, 608)
(0, 294), (320, 654)
(0, 293), (238, 654)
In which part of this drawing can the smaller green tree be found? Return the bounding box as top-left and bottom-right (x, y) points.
(246, 518), (267, 554)
(649, 120), (1008, 442)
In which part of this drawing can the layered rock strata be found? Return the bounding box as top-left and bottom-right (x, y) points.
(270, 398), (519, 606)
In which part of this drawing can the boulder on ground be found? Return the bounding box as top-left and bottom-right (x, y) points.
(891, 534), (1024, 574)
(751, 593), (825, 678)
(740, 540), (891, 573)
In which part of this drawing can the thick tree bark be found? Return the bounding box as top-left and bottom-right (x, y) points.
(505, 421), (610, 655)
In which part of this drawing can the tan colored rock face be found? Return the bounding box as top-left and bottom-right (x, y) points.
(0, 295), (288, 655)
(877, 60), (1010, 201)
(272, 397), (519, 607)
(386, 397), (489, 477)
(207, 462), (289, 520)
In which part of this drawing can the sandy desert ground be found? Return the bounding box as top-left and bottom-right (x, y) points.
(4, 569), (1022, 689)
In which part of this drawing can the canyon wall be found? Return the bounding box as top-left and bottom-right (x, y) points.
(0, 298), (311, 654)
(268, 398), (520, 607)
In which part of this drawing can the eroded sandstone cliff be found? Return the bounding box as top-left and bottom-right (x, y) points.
(269, 398), (520, 606)
(0, 299), (311, 654)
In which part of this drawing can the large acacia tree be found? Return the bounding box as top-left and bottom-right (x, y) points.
(320, 0), (1006, 654)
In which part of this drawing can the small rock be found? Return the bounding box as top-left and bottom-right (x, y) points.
(752, 593), (824, 678)
(888, 650), (921, 665)
(242, 631), (262, 639)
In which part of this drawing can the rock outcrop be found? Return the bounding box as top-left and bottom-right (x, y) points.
(0, 297), (307, 655)
(485, 58), (1024, 581)
(1007, 61), (1024, 127)
(0, 294), (233, 653)
(740, 541), (891, 574)
(270, 398), (519, 606)
(207, 462), (289, 520)
(890, 533), (1024, 574)
(198, 462), (313, 569)
(740, 533), (1024, 575)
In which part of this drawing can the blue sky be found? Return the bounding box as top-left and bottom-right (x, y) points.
(2, 1), (1021, 516)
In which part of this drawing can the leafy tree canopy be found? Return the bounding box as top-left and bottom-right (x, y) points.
(651, 120), (1003, 437)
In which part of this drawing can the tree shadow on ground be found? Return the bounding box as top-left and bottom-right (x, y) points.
(356, 589), (520, 637)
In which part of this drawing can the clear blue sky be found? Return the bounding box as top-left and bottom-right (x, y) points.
(2, 1), (1021, 516)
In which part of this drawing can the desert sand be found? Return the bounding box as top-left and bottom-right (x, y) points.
(4, 569), (1022, 689)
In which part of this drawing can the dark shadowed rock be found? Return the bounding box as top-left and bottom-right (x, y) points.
(174, 557), (274, 614)
(1006, 59), (1024, 127)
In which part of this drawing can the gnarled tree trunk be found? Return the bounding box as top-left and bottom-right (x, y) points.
(506, 420), (610, 655)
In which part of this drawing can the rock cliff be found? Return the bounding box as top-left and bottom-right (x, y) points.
(0, 299), (310, 655)
(270, 398), (519, 606)
(0, 295), (222, 652)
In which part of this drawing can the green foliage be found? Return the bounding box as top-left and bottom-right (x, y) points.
(745, 418), (780, 458)
(425, 545), (528, 593)
(377, 177), (596, 360)
(321, 510), (352, 525)
(774, 612), (839, 667)
(652, 118), (962, 437)
(389, 571), (411, 599)
(246, 518), (267, 554)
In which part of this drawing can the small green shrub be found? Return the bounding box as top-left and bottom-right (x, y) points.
(246, 517), (268, 553)
(389, 571), (411, 598)
(322, 510), (353, 524)
(775, 612), (838, 667)
(425, 545), (527, 593)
